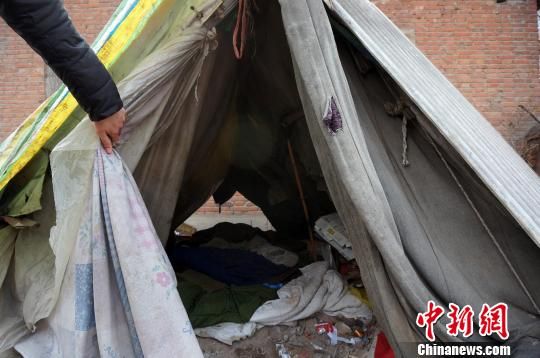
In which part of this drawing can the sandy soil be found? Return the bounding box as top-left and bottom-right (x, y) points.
(198, 317), (377, 358)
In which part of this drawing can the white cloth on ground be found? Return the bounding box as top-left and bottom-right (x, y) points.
(252, 261), (372, 324)
(195, 322), (258, 345)
(195, 261), (372, 344)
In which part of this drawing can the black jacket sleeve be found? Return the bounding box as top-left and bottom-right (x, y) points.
(0, 0), (123, 121)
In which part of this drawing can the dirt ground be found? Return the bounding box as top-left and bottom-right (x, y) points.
(198, 317), (377, 358)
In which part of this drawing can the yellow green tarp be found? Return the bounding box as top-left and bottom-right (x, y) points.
(0, 0), (218, 219)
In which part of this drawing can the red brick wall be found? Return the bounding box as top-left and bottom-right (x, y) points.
(0, 0), (121, 139)
(372, 0), (540, 144)
(198, 192), (262, 215)
(0, 22), (44, 140)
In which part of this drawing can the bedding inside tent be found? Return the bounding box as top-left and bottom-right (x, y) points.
(1, 0), (540, 356)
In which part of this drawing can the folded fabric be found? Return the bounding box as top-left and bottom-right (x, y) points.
(204, 235), (299, 267)
(194, 261), (372, 344)
(251, 261), (372, 325)
(178, 280), (206, 312)
(190, 222), (260, 245)
(178, 282), (277, 328)
(179, 270), (226, 292)
(195, 322), (258, 345)
(169, 246), (291, 285)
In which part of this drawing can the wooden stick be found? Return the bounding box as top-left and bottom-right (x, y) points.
(518, 105), (540, 124)
(287, 139), (317, 257)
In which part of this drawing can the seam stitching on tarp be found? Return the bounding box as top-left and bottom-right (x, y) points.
(423, 128), (540, 315)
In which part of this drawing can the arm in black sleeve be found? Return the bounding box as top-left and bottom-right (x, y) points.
(0, 0), (123, 121)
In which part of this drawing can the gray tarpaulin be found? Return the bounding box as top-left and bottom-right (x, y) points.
(279, 0), (540, 355)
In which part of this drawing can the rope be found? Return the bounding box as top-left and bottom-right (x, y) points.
(195, 29), (217, 103)
(401, 115), (410, 167)
(423, 128), (540, 315)
(232, 0), (248, 59)
(384, 100), (410, 167)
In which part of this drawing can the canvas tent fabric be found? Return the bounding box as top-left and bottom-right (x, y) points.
(13, 150), (203, 357)
(0, 0), (539, 356)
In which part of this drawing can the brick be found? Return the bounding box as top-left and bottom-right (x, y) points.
(375, 0), (540, 146)
(0, 0), (121, 139)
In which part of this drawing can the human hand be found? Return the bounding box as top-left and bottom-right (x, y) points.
(94, 108), (126, 154)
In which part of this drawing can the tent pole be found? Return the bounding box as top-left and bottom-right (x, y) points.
(287, 139), (317, 258)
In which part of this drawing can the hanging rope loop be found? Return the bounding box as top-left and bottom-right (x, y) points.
(232, 0), (248, 59)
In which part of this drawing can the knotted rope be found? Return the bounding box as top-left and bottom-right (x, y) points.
(401, 115), (410, 167)
(384, 100), (410, 167)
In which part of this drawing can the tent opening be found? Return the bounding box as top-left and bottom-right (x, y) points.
(135, 2), (379, 354)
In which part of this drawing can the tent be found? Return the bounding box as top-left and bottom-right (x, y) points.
(1, 0), (539, 356)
